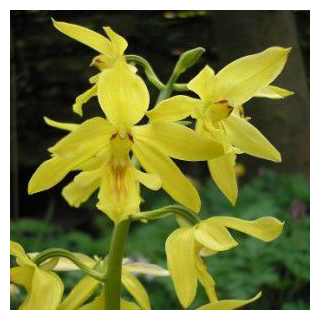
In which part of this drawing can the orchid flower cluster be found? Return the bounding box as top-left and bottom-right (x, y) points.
(10, 20), (294, 310)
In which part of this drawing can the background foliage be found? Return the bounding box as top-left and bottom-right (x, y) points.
(10, 10), (310, 310)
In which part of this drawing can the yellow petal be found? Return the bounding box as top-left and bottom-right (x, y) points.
(89, 73), (100, 84)
(208, 216), (284, 242)
(123, 262), (169, 277)
(59, 276), (100, 310)
(44, 117), (79, 132)
(79, 291), (104, 310)
(52, 19), (114, 55)
(75, 146), (112, 172)
(121, 270), (151, 310)
(255, 85), (294, 99)
(199, 247), (218, 257)
(133, 167), (161, 190)
(28, 156), (83, 195)
(10, 266), (34, 291)
(198, 292), (262, 310)
(73, 84), (97, 116)
(48, 117), (111, 156)
(133, 121), (224, 161)
(10, 241), (34, 266)
(22, 268), (64, 310)
(165, 227), (197, 309)
(98, 59), (149, 127)
(194, 256), (217, 302)
(103, 26), (128, 55)
(80, 292), (140, 310)
(208, 152), (238, 206)
(222, 114), (281, 162)
(132, 138), (200, 212)
(66, 162), (105, 200)
(121, 298), (140, 310)
(147, 95), (201, 122)
(194, 222), (238, 252)
(217, 47), (291, 106)
(188, 65), (223, 102)
(62, 179), (100, 208)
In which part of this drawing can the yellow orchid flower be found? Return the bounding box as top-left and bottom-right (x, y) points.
(28, 59), (224, 223)
(52, 19), (130, 116)
(10, 241), (64, 310)
(165, 215), (284, 308)
(53, 254), (169, 310)
(148, 47), (293, 205)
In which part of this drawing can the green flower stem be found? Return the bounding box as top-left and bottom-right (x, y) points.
(125, 54), (189, 93)
(173, 83), (189, 91)
(156, 73), (179, 104)
(33, 248), (105, 281)
(104, 219), (131, 310)
(125, 55), (165, 90)
(131, 205), (201, 225)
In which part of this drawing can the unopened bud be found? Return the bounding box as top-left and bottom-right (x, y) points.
(174, 47), (205, 76)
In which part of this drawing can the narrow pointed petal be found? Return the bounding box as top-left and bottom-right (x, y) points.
(48, 117), (112, 155)
(10, 241), (34, 266)
(28, 155), (87, 195)
(23, 268), (64, 310)
(208, 153), (238, 206)
(194, 222), (238, 252)
(165, 227), (197, 309)
(217, 47), (291, 106)
(123, 262), (169, 277)
(208, 216), (284, 242)
(121, 271), (151, 310)
(133, 121), (224, 161)
(59, 276), (99, 310)
(197, 292), (262, 310)
(255, 85), (294, 99)
(98, 59), (149, 127)
(194, 256), (217, 302)
(52, 19), (114, 55)
(147, 95), (200, 122)
(44, 117), (79, 132)
(188, 65), (223, 102)
(133, 167), (161, 190)
(222, 114), (281, 162)
(103, 27), (128, 55)
(132, 138), (200, 212)
(73, 84), (97, 116)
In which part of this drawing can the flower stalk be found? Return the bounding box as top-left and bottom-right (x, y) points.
(131, 205), (201, 225)
(104, 219), (131, 310)
(33, 248), (105, 281)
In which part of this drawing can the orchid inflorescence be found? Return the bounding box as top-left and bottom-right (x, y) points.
(10, 19), (293, 310)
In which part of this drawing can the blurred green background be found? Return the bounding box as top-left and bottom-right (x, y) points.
(10, 10), (310, 310)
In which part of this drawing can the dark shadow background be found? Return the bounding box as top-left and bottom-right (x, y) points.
(10, 10), (310, 310)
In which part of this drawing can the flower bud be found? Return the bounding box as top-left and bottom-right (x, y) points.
(174, 47), (205, 75)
